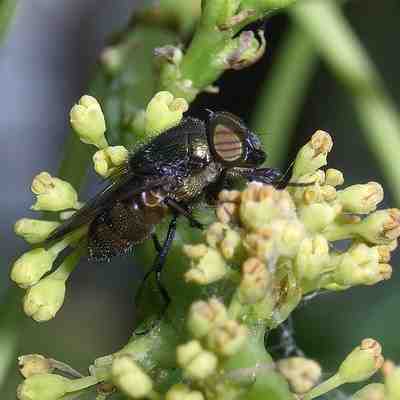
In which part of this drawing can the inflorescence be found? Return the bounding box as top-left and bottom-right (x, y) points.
(11, 91), (400, 400)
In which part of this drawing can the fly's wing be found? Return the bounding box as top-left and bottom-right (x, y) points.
(45, 174), (171, 244)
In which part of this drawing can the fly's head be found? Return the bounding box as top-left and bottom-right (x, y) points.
(206, 111), (266, 171)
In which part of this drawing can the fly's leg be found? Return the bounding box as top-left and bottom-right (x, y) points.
(134, 215), (177, 335)
(164, 197), (203, 230)
(242, 167), (314, 188)
(151, 233), (162, 253)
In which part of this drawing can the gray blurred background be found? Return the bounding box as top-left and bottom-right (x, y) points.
(1, 0), (400, 398)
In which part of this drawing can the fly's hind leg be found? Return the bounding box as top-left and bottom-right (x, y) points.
(134, 215), (177, 335)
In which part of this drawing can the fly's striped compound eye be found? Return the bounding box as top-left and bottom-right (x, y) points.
(213, 124), (243, 162)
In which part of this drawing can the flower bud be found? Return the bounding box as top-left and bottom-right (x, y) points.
(221, 30), (266, 70)
(338, 339), (384, 383)
(325, 169), (344, 187)
(383, 361), (400, 400)
(111, 355), (153, 399)
(166, 384), (204, 400)
(332, 244), (390, 287)
(31, 172), (79, 212)
(240, 184), (295, 231)
(206, 319), (248, 357)
(184, 246), (229, 285)
(292, 130), (333, 179)
(145, 91), (188, 136)
(239, 257), (269, 303)
(17, 373), (70, 400)
(299, 203), (339, 233)
(154, 45), (183, 65)
(18, 354), (53, 378)
(70, 95), (107, 148)
(14, 219), (60, 244)
(295, 235), (330, 282)
(177, 341), (218, 380)
(206, 223), (243, 260)
(353, 384), (385, 400)
(93, 146), (128, 177)
(187, 298), (227, 339)
(23, 277), (66, 321)
(337, 182), (383, 214)
(11, 248), (55, 288)
(357, 209), (400, 244)
(277, 357), (322, 394)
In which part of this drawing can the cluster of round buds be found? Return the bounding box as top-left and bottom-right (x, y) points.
(11, 170), (86, 321)
(184, 130), (400, 329)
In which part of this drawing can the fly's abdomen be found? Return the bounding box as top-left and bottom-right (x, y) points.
(88, 193), (167, 262)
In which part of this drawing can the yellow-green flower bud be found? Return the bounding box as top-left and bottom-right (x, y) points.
(325, 169), (344, 187)
(337, 182), (383, 214)
(332, 243), (391, 287)
(17, 373), (70, 400)
(239, 257), (269, 303)
(383, 361), (400, 400)
(145, 91), (188, 136)
(11, 248), (55, 288)
(70, 95), (107, 148)
(338, 338), (384, 383)
(18, 354), (53, 378)
(177, 340), (218, 380)
(23, 276), (66, 322)
(93, 146), (128, 177)
(14, 219), (60, 244)
(299, 203), (339, 233)
(292, 130), (333, 179)
(356, 209), (400, 244)
(353, 384), (385, 400)
(240, 184), (295, 231)
(166, 384), (204, 400)
(111, 355), (153, 399)
(31, 172), (79, 212)
(277, 357), (322, 394)
(206, 223), (242, 260)
(295, 235), (330, 282)
(184, 246), (229, 285)
(187, 298), (227, 339)
(206, 319), (248, 357)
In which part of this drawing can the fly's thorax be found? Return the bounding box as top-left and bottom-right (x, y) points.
(169, 162), (223, 203)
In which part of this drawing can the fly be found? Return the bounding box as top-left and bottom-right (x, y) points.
(45, 111), (287, 321)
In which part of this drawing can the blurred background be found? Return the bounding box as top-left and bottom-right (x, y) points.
(1, 0), (399, 398)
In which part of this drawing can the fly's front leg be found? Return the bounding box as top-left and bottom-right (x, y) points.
(164, 197), (203, 230)
(228, 167), (283, 186)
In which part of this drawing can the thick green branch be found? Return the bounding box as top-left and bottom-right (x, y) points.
(160, 0), (302, 101)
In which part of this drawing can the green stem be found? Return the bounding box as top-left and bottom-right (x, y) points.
(0, 0), (18, 43)
(251, 23), (318, 167)
(161, 0), (304, 101)
(290, 0), (400, 204)
(302, 373), (344, 400)
(66, 375), (99, 393)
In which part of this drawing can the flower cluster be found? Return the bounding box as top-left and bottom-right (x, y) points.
(12, 92), (400, 400)
(184, 130), (399, 328)
(10, 91), (188, 321)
